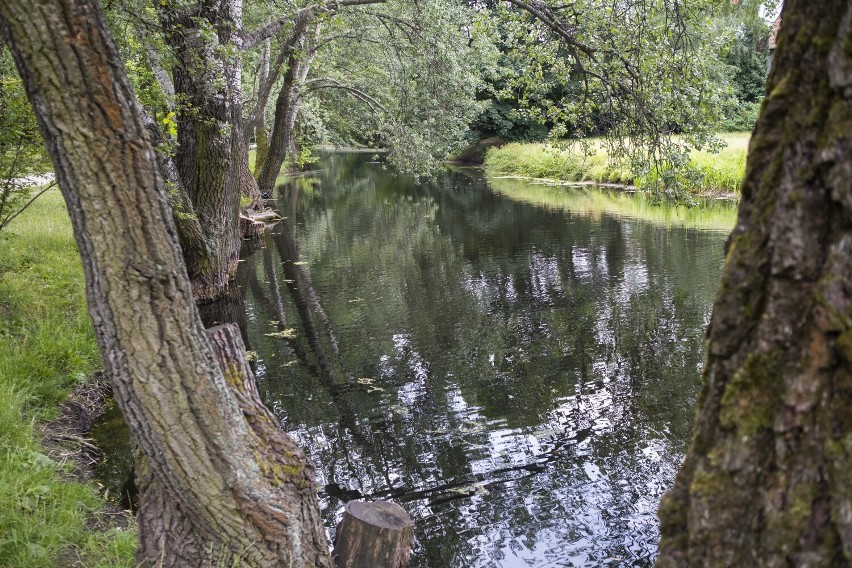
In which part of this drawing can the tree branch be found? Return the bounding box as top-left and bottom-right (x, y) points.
(0, 182), (55, 230)
(302, 78), (387, 114)
(242, 0), (387, 50)
(503, 0), (596, 58)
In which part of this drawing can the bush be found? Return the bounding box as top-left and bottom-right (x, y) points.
(719, 101), (761, 132)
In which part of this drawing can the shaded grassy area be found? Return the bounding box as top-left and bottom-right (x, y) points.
(0, 190), (136, 567)
(484, 133), (750, 196)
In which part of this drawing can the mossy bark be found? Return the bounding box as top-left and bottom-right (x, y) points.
(158, 0), (268, 301)
(0, 2), (333, 566)
(657, 1), (852, 565)
(255, 124), (270, 178)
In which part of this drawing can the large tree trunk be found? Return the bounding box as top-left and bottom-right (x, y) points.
(0, 2), (334, 566)
(136, 100), (212, 271)
(657, 1), (852, 565)
(158, 0), (250, 302)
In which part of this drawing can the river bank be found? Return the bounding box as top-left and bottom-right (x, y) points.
(0, 190), (135, 567)
(483, 133), (749, 198)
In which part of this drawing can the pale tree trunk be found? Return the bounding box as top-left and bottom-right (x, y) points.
(247, 39), (293, 182)
(240, 144), (266, 210)
(657, 1), (852, 565)
(142, 37), (175, 109)
(254, 43), (272, 179)
(251, 40), (271, 139)
(0, 1), (334, 566)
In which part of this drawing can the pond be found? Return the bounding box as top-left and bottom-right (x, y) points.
(94, 151), (737, 566)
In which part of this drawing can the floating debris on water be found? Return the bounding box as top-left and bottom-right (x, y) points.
(265, 328), (297, 339)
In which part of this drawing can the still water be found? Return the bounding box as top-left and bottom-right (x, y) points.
(232, 153), (735, 567)
(94, 151), (737, 566)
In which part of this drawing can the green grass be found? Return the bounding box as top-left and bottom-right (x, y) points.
(687, 133), (750, 194)
(484, 133), (750, 196)
(248, 148), (298, 187)
(488, 176), (738, 233)
(0, 190), (136, 567)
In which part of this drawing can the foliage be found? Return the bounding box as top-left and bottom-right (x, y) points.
(0, 191), (136, 567)
(0, 48), (52, 231)
(713, 0), (773, 132)
(467, 0), (775, 198)
(719, 100), (762, 132)
(475, 99), (550, 141)
(292, 0), (497, 177)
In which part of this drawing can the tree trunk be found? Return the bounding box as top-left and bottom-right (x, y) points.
(249, 39), (287, 179)
(142, 37), (175, 109)
(158, 0), (247, 302)
(240, 144), (266, 210)
(255, 122), (270, 177)
(256, 11), (315, 193)
(333, 501), (414, 568)
(136, 100), (211, 270)
(657, 1), (852, 565)
(0, 2), (334, 566)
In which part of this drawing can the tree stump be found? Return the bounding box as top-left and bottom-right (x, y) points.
(239, 214), (265, 240)
(333, 500), (414, 568)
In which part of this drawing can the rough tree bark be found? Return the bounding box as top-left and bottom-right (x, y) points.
(657, 1), (852, 565)
(157, 0), (267, 301)
(0, 1), (334, 566)
(158, 2), (245, 302)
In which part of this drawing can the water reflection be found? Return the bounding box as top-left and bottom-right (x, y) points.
(235, 153), (733, 567)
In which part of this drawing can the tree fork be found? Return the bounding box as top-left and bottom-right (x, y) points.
(658, 1), (852, 565)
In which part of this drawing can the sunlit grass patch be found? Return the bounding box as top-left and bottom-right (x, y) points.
(485, 133), (750, 196)
(488, 176), (738, 233)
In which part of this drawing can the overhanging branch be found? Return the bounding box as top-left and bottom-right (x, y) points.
(302, 78), (387, 114)
(243, 0), (387, 50)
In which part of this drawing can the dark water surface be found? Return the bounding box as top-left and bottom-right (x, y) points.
(93, 152), (737, 567)
(233, 153), (735, 567)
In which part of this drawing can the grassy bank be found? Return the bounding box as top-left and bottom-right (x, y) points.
(488, 176), (738, 233)
(484, 133), (749, 196)
(0, 190), (136, 567)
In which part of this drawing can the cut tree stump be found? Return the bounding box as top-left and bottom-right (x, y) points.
(333, 500), (414, 568)
(239, 214), (265, 240)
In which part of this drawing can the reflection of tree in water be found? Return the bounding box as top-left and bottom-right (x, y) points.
(236, 153), (728, 567)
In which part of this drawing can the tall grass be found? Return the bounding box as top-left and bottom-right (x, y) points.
(484, 133), (750, 196)
(0, 190), (136, 567)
